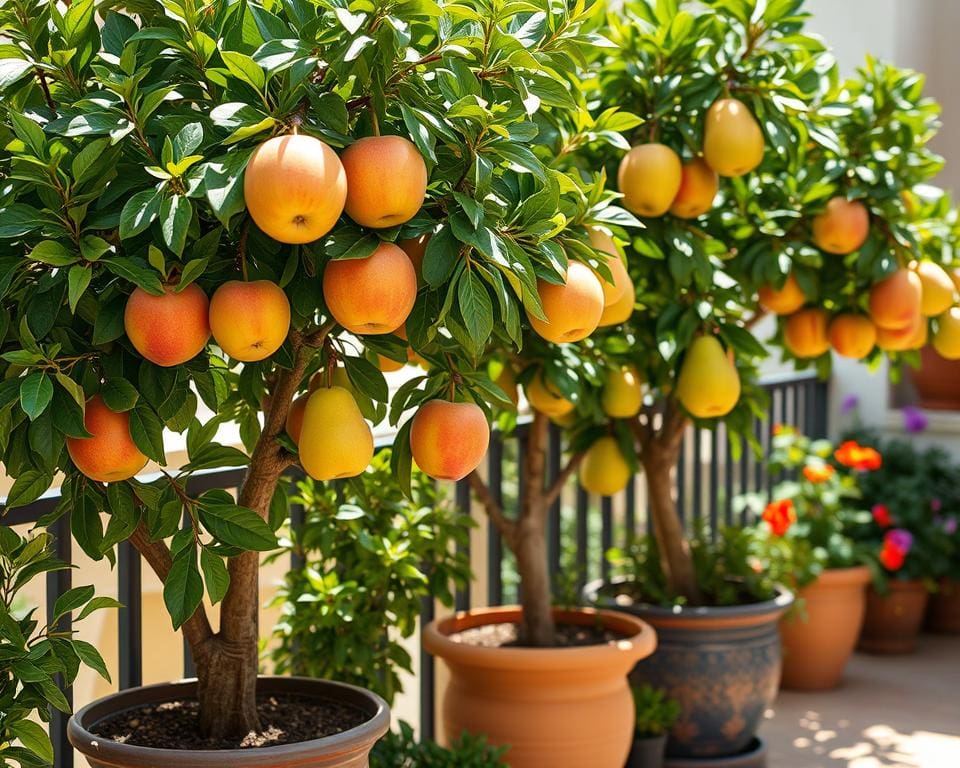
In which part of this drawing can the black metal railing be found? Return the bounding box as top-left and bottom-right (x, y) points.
(0, 371), (827, 765)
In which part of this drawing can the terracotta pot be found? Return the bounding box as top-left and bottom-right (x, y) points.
(68, 677), (389, 768)
(627, 734), (668, 768)
(910, 346), (960, 411)
(422, 605), (657, 768)
(858, 580), (930, 654)
(779, 566), (871, 690)
(926, 578), (960, 634)
(587, 580), (792, 760)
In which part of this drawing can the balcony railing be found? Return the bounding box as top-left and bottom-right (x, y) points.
(0, 371), (827, 767)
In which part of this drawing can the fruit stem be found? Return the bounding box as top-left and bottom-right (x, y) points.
(369, 102), (381, 136)
(324, 337), (338, 388)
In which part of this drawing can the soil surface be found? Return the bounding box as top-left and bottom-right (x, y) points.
(449, 621), (629, 648)
(91, 694), (368, 750)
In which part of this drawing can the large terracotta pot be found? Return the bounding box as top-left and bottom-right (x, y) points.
(68, 677), (389, 768)
(588, 581), (793, 760)
(909, 345), (960, 411)
(927, 578), (960, 634)
(422, 605), (656, 768)
(858, 580), (930, 654)
(779, 566), (871, 690)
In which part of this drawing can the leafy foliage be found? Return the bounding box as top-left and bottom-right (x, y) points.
(267, 451), (472, 704)
(370, 721), (506, 768)
(0, 527), (118, 768)
(631, 684), (681, 738)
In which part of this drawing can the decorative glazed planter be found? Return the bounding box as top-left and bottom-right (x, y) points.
(927, 578), (960, 634)
(909, 346), (960, 411)
(858, 580), (930, 654)
(779, 566), (871, 690)
(626, 733), (668, 768)
(422, 605), (657, 768)
(587, 580), (792, 760)
(68, 677), (390, 768)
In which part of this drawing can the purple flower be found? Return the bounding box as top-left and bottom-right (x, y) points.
(886, 528), (914, 554)
(944, 517), (958, 536)
(902, 406), (928, 434)
(841, 394), (860, 414)
(931, 498), (943, 513)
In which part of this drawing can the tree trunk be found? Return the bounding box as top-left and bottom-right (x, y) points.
(516, 412), (556, 646)
(192, 334), (313, 738)
(642, 407), (702, 604)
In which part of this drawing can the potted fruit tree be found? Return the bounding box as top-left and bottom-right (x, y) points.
(742, 427), (879, 690)
(569, 0), (955, 762)
(0, 0), (609, 764)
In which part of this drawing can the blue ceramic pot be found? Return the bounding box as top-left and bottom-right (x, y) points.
(586, 580), (792, 760)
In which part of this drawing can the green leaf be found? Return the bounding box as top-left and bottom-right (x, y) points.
(176, 258), (208, 290)
(119, 189), (161, 239)
(20, 373), (53, 420)
(29, 240), (78, 267)
(104, 257), (165, 294)
(9, 720), (54, 765)
(182, 443), (248, 471)
(128, 404), (166, 464)
(344, 356), (389, 403)
(52, 585), (96, 623)
(203, 152), (251, 226)
(0, 204), (43, 238)
(73, 639), (111, 682)
(163, 547), (204, 630)
(76, 596), (124, 621)
(199, 503), (277, 551)
(0, 59), (34, 91)
(4, 470), (53, 509)
(161, 195), (192, 256)
(221, 51), (266, 91)
(67, 265), (93, 312)
(457, 270), (494, 346)
(101, 378), (139, 411)
(200, 547), (230, 604)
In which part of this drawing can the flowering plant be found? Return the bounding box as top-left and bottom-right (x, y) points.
(738, 427), (879, 590)
(845, 433), (960, 584)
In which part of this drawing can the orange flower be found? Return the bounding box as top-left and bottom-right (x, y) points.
(834, 440), (882, 471)
(762, 498), (796, 536)
(803, 463), (835, 484)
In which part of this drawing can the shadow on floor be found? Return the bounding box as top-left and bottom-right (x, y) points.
(763, 636), (960, 768)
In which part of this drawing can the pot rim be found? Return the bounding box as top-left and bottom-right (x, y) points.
(810, 564), (873, 587)
(585, 577), (793, 617)
(422, 605), (657, 670)
(67, 676), (390, 767)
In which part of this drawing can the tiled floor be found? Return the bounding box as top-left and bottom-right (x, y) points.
(763, 634), (960, 767)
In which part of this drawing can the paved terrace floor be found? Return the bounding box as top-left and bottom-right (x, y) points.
(763, 634), (960, 767)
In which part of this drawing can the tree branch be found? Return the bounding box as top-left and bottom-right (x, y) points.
(34, 68), (55, 111)
(129, 522), (214, 655)
(468, 470), (515, 542)
(544, 451), (584, 509)
(744, 308), (768, 330)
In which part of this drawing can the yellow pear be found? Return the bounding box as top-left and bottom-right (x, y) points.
(525, 373), (574, 418)
(933, 307), (960, 359)
(617, 143), (682, 217)
(495, 364), (520, 408)
(601, 366), (643, 419)
(598, 275), (635, 326)
(299, 386), (374, 480)
(915, 261), (956, 317)
(587, 227), (630, 307)
(703, 98), (764, 177)
(675, 335), (741, 418)
(580, 436), (632, 497)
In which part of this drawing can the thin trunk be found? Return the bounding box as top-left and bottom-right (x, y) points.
(516, 412), (555, 646)
(641, 403), (702, 604)
(193, 333), (313, 738)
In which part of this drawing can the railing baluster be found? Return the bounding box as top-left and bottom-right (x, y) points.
(709, 427), (719, 537)
(547, 424), (562, 592)
(487, 435), (504, 606)
(677, 435), (687, 524)
(692, 428), (703, 525)
(455, 479), (472, 611)
(118, 541), (142, 690)
(723, 424), (734, 527)
(625, 477), (636, 547)
(600, 496), (613, 583)
(47, 516), (73, 768)
(419, 595), (436, 741)
(575, 486), (588, 591)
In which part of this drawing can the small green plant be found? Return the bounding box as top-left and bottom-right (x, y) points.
(370, 721), (506, 768)
(607, 524), (792, 608)
(0, 527), (118, 767)
(267, 450), (472, 704)
(632, 685), (681, 738)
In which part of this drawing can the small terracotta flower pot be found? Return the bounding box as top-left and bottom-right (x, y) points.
(926, 578), (960, 634)
(858, 580), (930, 654)
(779, 566), (871, 690)
(68, 677), (389, 768)
(422, 605), (657, 768)
(909, 346), (960, 411)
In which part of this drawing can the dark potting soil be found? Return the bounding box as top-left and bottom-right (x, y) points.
(449, 621), (629, 648)
(91, 694), (368, 751)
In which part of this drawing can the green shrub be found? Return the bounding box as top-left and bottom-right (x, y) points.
(371, 721), (506, 767)
(632, 685), (680, 738)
